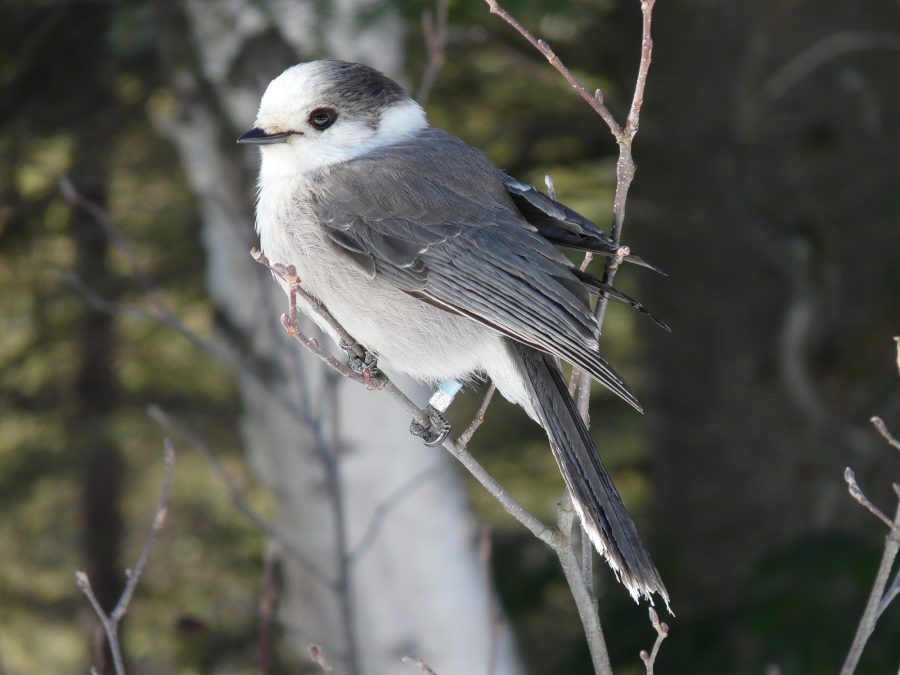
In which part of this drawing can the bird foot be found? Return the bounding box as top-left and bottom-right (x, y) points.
(410, 405), (451, 447)
(339, 339), (379, 378)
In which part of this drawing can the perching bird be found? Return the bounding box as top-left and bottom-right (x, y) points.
(239, 59), (669, 606)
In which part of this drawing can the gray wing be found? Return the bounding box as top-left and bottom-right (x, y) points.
(501, 175), (663, 273)
(312, 128), (640, 409)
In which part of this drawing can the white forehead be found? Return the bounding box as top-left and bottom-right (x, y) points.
(258, 62), (328, 117)
(254, 62), (429, 178)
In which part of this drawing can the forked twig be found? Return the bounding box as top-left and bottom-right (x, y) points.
(76, 440), (175, 675)
(484, 1), (661, 672)
(484, 0), (623, 139)
(844, 468), (900, 537)
(458, 383), (497, 450)
(639, 607), (669, 674)
(840, 340), (900, 675)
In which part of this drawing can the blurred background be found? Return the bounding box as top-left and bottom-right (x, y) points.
(1, 0), (899, 673)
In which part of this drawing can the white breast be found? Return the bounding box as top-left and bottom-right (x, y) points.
(255, 175), (497, 385)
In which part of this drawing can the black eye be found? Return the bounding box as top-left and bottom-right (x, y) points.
(308, 108), (337, 131)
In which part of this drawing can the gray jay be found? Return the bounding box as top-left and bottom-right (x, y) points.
(239, 60), (668, 606)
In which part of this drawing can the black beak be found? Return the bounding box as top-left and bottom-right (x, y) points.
(237, 127), (294, 145)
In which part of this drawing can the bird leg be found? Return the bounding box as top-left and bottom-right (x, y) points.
(410, 405), (452, 446)
(339, 339), (379, 379)
(409, 379), (462, 446)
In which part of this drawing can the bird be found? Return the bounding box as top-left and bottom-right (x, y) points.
(239, 59), (669, 606)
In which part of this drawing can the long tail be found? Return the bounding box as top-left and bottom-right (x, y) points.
(510, 341), (670, 608)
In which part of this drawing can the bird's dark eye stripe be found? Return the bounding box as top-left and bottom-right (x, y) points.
(308, 108), (338, 131)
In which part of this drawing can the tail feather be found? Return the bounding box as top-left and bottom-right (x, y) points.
(510, 341), (670, 608)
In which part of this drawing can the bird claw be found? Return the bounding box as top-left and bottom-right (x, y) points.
(410, 405), (451, 446)
(340, 339), (379, 378)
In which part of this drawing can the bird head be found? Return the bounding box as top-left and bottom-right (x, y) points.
(239, 60), (427, 177)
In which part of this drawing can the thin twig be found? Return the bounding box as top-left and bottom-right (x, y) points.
(580, 0), (656, 412)
(639, 607), (669, 674)
(60, 177), (167, 314)
(348, 460), (447, 564)
(446, 435), (558, 547)
(555, 498), (613, 674)
(876, 565), (900, 618)
(458, 383), (497, 450)
(403, 656), (439, 674)
(416, 0), (449, 105)
(147, 404), (335, 588)
(871, 416), (900, 453)
(484, 0), (622, 140)
(755, 31), (900, 114)
(840, 500), (900, 675)
(76, 439), (175, 675)
(844, 468), (900, 537)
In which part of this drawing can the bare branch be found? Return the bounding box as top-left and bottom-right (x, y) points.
(483, 0), (623, 140)
(147, 404), (335, 588)
(458, 383), (497, 450)
(483, 2), (661, 672)
(416, 0), (450, 105)
(60, 177), (166, 314)
(76, 439), (175, 675)
(756, 31), (900, 114)
(840, 499), (900, 675)
(876, 565), (900, 619)
(403, 655), (439, 674)
(446, 435), (558, 547)
(640, 606), (670, 674)
(348, 461), (446, 564)
(871, 416), (900, 453)
(844, 468), (900, 537)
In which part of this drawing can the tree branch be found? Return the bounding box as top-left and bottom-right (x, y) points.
(870, 416), (900, 453)
(844, 468), (900, 537)
(76, 439), (175, 675)
(840, 499), (900, 675)
(416, 0), (449, 105)
(147, 405), (335, 588)
(840, 338), (900, 674)
(484, 0), (623, 140)
(347, 460), (447, 564)
(487, 2), (661, 672)
(403, 655), (440, 674)
(639, 607), (669, 674)
(458, 383), (497, 450)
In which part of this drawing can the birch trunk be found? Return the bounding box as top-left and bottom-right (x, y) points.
(153, 2), (520, 673)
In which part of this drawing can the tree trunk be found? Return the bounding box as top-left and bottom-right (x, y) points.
(67, 6), (125, 669)
(152, 2), (521, 672)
